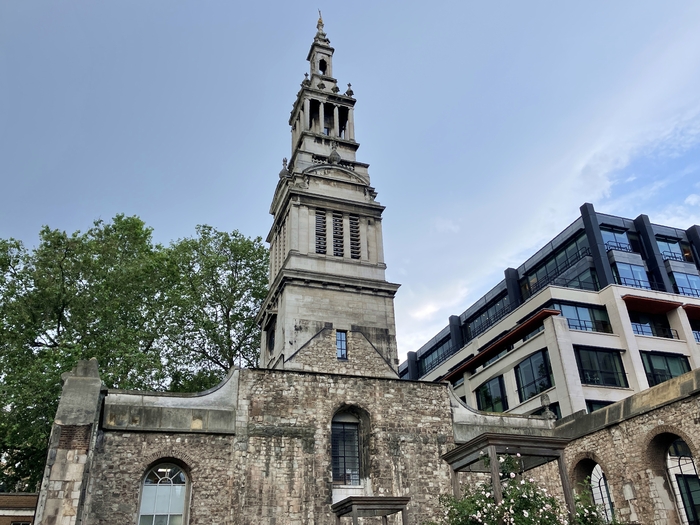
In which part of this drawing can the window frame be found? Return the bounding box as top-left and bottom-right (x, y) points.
(575, 346), (628, 388)
(640, 351), (691, 387)
(514, 349), (554, 403)
(137, 462), (189, 525)
(336, 330), (348, 360)
(475, 375), (508, 413)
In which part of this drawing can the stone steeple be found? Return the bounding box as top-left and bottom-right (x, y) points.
(257, 18), (400, 378)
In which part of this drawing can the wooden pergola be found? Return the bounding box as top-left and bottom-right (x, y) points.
(331, 496), (410, 525)
(442, 432), (575, 516)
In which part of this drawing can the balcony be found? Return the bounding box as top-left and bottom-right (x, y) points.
(617, 276), (666, 292)
(661, 251), (685, 262)
(675, 285), (700, 298)
(567, 319), (613, 334)
(694, 331), (700, 343)
(605, 240), (632, 253)
(631, 323), (679, 340)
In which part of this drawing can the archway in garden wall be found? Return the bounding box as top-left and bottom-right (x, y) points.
(646, 429), (700, 525)
(572, 456), (615, 523)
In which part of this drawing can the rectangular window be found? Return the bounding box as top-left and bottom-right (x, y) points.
(514, 349), (554, 403)
(315, 209), (327, 254)
(672, 272), (700, 298)
(657, 237), (685, 262)
(333, 211), (344, 257)
(475, 376), (508, 412)
(691, 319), (700, 344)
(331, 422), (360, 485)
(628, 310), (678, 339)
(613, 262), (651, 290)
(676, 474), (700, 525)
(600, 228), (632, 252)
(551, 302), (612, 334)
(349, 214), (361, 259)
(575, 346), (628, 387)
(466, 295), (510, 340)
(641, 351), (690, 386)
(586, 400), (614, 413)
(336, 330), (347, 359)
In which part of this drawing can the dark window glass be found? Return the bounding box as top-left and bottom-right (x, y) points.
(331, 422), (360, 485)
(551, 302), (612, 333)
(600, 228), (631, 252)
(613, 263), (650, 289)
(657, 237), (685, 262)
(575, 347), (628, 387)
(628, 311), (677, 339)
(672, 272), (700, 298)
(676, 475), (700, 525)
(416, 335), (455, 376)
(641, 351), (690, 386)
(514, 349), (554, 402)
(520, 232), (590, 299)
(336, 331), (347, 359)
(466, 295), (510, 340)
(586, 400), (614, 413)
(475, 376), (508, 412)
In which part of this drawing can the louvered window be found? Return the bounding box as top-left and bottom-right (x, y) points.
(315, 209), (327, 254)
(333, 211), (344, 257)
(332, 422), (360, 485)
(349, 215), (360, 259)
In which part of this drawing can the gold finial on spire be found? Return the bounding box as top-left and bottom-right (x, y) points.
(317, 9), (324, 31)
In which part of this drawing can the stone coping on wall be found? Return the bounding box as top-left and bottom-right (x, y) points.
(554, 367), (700, 440)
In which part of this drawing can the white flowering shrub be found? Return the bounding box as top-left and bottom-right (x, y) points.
(428, 455), (618, 525)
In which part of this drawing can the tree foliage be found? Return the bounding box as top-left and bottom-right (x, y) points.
(0, 216), (268, 491)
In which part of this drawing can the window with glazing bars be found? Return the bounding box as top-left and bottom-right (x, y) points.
(641, 351), (690, 386)
(514, 349), (553, 402)
(336, 331), (347, 359)
(331, 422), (360, 485)
(333, 211), (344, 257)
(315, 209), (327, 254)
(349, 214), (360, 259)
(575, 346), (628, 387)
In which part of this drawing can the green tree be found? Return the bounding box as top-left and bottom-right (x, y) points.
(0, 217), (268, 491)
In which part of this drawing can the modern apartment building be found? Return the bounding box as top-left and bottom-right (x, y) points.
(399, 203), (700, 418)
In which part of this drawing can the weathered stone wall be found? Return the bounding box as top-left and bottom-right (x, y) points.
(83, 369), (454, 525)
(563, 395), (700, 525)
(284, 327), (397, 378)
(85, 432), (235, 525)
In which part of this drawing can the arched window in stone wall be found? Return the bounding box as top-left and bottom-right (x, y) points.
(573, 458), (615, 523)
(331, 406), (371, 487)
(332, 412), (359, 485)
(138, 462), (189, 525)
(667, 439), (700, 525)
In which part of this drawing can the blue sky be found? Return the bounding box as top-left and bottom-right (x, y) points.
(2, 2), (700, 360)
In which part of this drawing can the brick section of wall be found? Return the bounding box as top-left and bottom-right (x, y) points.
(57, 425), (92, 452)
(83, 369), (454, 525)
(285, 328), (397, 378)
(564, 395), (700, 525)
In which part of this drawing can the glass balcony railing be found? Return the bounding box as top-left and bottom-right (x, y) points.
(617, 276), (666, 292)
(631, 323), (679, 340)
(567, 319), (613, 334)
(675, 286), (700, 298)
(661, 251), (685, 262)
(605, 241), (632, 252)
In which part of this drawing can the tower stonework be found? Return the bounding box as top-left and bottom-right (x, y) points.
(257, 16), (400, 377)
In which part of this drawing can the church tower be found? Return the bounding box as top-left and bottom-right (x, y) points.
(257, 15), (400, 377)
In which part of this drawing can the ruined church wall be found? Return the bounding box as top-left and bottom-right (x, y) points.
(562, 393), (700, 525)
(82, 369), (454, 525)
